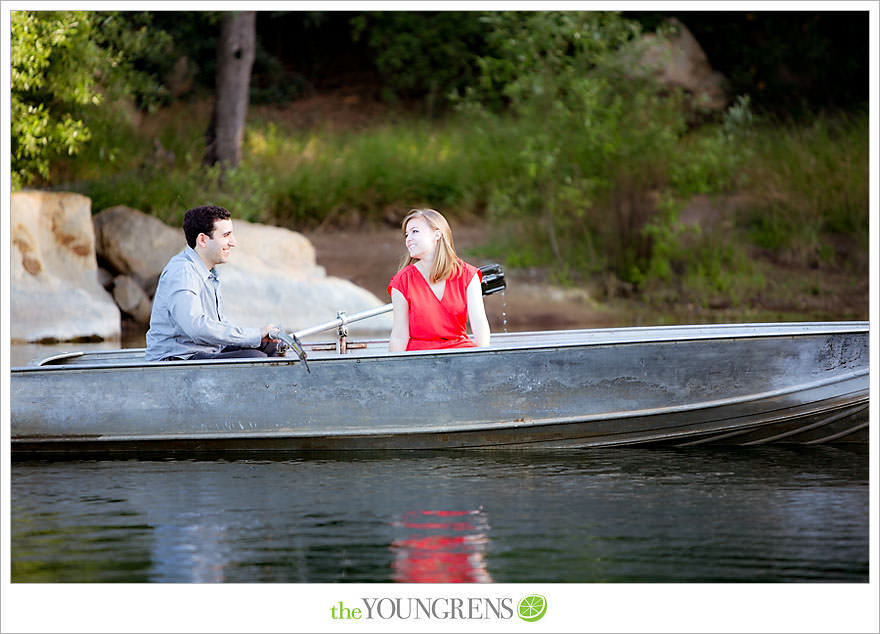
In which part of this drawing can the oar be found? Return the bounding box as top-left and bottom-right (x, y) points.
(271, 263), (506, 369)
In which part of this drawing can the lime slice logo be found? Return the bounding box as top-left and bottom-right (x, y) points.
(517, 594), (547, 622)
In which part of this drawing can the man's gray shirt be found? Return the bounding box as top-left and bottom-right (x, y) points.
(145, 246), (260, 361)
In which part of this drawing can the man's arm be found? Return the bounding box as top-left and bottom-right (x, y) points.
(166, 276), (262, 349)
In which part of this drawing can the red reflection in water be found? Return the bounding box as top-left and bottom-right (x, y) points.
(390, 510), (492, 583)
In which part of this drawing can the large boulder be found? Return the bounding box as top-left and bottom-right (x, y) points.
(10, 191), (121, 342)
(627, 18), (728, 112)
(225, 220), (320, 279)
(112, 274), (153, 326)
(91, 205), (391, 337)
(93, 205), (182, 296)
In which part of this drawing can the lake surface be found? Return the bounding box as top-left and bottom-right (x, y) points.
(10, 445), (869, 583)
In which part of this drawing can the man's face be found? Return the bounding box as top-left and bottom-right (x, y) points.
(199, 218), (236, 267)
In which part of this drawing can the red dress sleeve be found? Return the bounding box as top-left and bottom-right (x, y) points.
(388, 262), (481, 350)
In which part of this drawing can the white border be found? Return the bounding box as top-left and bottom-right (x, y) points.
(2, 2), (878, 633)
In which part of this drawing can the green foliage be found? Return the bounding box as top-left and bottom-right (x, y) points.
(10, 11), (170, 189)
(270, 112), (522, 225)
(638, 210), (766, 309)
(136, 11), (221, 101)
(669, 96), (755, 196)
(351, 12), (490, 113)
(464, 11), (642, 110)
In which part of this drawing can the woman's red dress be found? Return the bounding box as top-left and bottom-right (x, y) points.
(388, 261), (482, 351)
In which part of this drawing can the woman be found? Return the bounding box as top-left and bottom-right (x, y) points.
(388, 209), (491, 352)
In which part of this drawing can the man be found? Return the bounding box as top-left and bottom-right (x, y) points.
(145, 204), (280, 362)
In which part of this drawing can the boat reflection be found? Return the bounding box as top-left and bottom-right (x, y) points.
(390, 509), (492, 583)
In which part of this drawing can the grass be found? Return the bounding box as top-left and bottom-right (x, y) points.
(739, 111), (869, 265)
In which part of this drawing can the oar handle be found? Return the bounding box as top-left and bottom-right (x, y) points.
(291, 263), (506, 340)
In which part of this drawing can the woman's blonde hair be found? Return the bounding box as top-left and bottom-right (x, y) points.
(398, 208), (462, 283)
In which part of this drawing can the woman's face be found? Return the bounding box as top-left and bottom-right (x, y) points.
(404, 215), (440, 260)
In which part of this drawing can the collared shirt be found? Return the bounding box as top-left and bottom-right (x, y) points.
(145, 246), (260, 361)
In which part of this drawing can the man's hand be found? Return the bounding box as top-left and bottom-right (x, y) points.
(261, 324), (279, 343)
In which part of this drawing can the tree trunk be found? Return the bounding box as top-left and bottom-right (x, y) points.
(204, 11), (256, 168)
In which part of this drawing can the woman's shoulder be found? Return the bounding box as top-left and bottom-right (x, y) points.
(456, 259), (480, 282)
(388, 263), (418, 294)
(390, 263), (418, 281)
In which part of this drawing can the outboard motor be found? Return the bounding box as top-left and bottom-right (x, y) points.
(478, 263), (506, 296)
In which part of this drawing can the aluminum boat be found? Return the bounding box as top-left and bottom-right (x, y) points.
(10, 321), (869, 454)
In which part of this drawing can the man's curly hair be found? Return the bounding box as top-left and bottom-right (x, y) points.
(183, 205), (231, 248)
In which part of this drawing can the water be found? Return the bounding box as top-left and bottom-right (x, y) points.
(10, 330), (150, 366)
(499, 288), (508, 332)
(10, 446), (869, 583)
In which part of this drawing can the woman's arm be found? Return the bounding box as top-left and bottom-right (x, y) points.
(388, 288), (411, 352)
(466, 274), (491, 347)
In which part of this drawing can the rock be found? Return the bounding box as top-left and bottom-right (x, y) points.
(228, 220), (320, 278)
(97, 267), (114, 290)
(93, 205), (183, 296)
(11, 191), (120, 342)
(218, 264), (391, 338)
(112, 275), (153, 325)
(627, 18), (728, 112)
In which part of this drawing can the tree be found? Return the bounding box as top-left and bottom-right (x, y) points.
(11, 11), (101, 189)
(10, 11), (169, 190)
(204, 11), (256, 168)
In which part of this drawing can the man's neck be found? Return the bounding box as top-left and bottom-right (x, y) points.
(194, 247), (215, 272)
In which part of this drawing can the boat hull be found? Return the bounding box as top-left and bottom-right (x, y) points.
(11, 323), (869, 454)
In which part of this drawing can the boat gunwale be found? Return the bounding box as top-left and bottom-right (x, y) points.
(11, 321), (870, 372)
